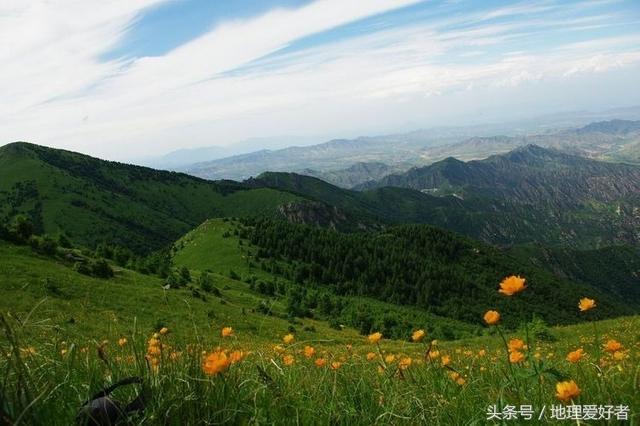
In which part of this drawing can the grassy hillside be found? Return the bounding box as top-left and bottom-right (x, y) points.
(2, 241), (638, 424)
(0, 142), (300, 253)
(172, 218), (480, 340)
(0, 240), (354, 347)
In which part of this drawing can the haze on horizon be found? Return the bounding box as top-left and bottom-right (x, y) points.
(2, 0), (640, 161)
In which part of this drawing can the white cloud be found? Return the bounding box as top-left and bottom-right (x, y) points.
(1, 0), (639, 159)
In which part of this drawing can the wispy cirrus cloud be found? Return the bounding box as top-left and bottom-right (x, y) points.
(1, 0), (639, 159)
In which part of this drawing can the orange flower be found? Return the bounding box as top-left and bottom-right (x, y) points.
(366, 352), (377, 361)
(499, 275), (526, 296)
(314, 358), (327, 367)
(507, 338), (525, 353)
(566, 348), (585, 363)
(303, 346), (315, 358)
(368, 332), (382, 344)
(229, 350), (245, 364)
(411, 329), (426, 342)
(483, 310), (500, 325)
(604, 339), (623, 353)
(384, 354), (396, 364)
(147, 343), (161, 356)
(202, 351), (230, 376)
(612, 351), (627, 361)
(282, 354), (295, 366)
(441, 355), (451, 366)
(283, 334), (295, 345)
(399, 357), (412, 370)
(118, 338), (128, 347)
(428, 350), (440, 360)
(273, 345), (285, 354)
(221, 327), (234, 338)
(555, 380), (581, 402)
(159, 327), (169, 335)
(478, 349), (486, 357)
(578, 298), (596, 312)
(330, 361), (342, 370)
(282, 355), (296, 365)
(509, 351), (525, 364)
(456, 377), (466, 386)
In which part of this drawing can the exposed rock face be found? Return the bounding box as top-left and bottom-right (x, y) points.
(277, 201), (348, 230)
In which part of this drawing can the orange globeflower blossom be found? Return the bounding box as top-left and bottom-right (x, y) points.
(202, 351), (230, 376)
(283, 334), (295, 345)
(578, 298), (596, 312)
(441, 355), (451, 366)
(399, 357), (412, 370)
(229, 350), (246, 364)
(456, 377), (466, 386)
(303, 346), (316, 358)
(499, 275), (526, 296)
(118, 338), (128, 347)
(221, 327), (234, 338)
(483, 310), (500, 325)
(283, 354), (295, 366)
(315, 358), (327, 367)
(411, 329), (426, 342)
(478, 349), (486, 357)
(384, 354), (396, 364)
(368, 332), (382, 344)
(330, 361), (342, 370)
(159, 327), (169, 335)
(612, 351), (627, 361)
(507, 338), (525, 353)
(428, 350), (440, 360)
(566, 348), (585, 363)
(555, 380), (581, 402)
(366, 352), (377, 361)
(509, 351), (525, 364)
(604, 340), (623, 353)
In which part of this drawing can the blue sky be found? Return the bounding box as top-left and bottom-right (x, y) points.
(1, 0), (639, 159)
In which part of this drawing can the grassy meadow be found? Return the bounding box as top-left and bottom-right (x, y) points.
(1, 219), (639, 424)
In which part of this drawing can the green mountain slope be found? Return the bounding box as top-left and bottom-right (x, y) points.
(172, 218), (480, 339)
(510, 244), (640, 305)
(0, 239), (357, 345)
(238, 217), (637, 326)
(0, 142), (300, 252)
(352, 146), (640, 247)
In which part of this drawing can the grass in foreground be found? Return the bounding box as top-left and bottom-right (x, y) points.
(1, 309), (638, 425)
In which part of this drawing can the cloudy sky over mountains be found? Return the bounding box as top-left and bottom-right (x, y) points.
(2, 0), (639, 159)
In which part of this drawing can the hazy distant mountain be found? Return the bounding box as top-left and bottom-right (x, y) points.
(299, 162), (409, 188)
(138, 135), (322, 169)
(417, 120), (640, 165)
(182, 116), (640, 185)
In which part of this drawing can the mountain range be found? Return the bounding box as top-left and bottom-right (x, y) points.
(251, 145), (640, 248)
(180, 119), (640, 187)
(1, 139), (638, 333)
(2, 141), (639, 252)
